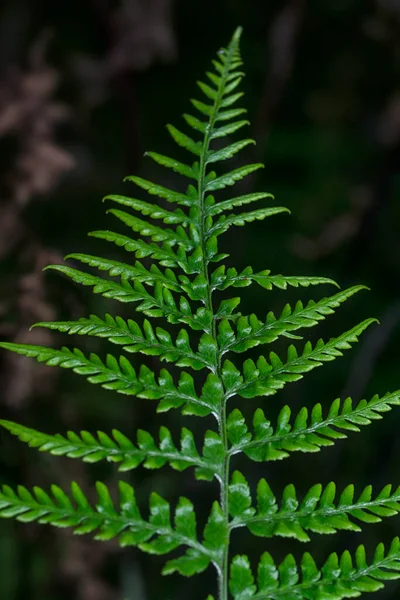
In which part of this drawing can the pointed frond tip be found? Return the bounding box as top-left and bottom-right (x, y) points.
(230, 538), (400, 599)
(228, 471), (400, 543)
(227, 390), (400, 462)
(0, 420), (223, 481)
(231, 26), (243, 44)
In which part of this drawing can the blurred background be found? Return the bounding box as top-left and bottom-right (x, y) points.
(0, 0), (399, 599)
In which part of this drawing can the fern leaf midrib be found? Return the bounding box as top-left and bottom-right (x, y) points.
(231, 390), (400, 456)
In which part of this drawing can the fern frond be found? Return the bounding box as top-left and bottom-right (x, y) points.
(230, 539), (400, 599)
(209, 119), (249, 140)
(227, 390), (400, 462)
(89, 229), (186, 267)
(103, 195), (191, 225)
(212, 265), (338, 291)
(0, 481), (221, 572)
(124, 175), (197, 207)
(218, 285), (367, 354)
(33, 314), (214, 371)
(0, 421), (223, 481)
(167, 124), (203, 156)
(224, 319), (376, 399)
(45, 265), (212, 330)
(205, 164), (264, 192)
(107, 208), (194, 250)
(206, 193), (274, 217)
(64, 255), (185, 293)
(145, 152), (198, 180)
(208, 207), (290, 238)
(207, 139), (255, 164)
(0, 343), (217, 416)
(229, 472), (400, 543)
(0, 26), (398, 600)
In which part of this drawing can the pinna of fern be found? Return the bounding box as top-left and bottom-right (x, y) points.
(1, 26), (400, 600)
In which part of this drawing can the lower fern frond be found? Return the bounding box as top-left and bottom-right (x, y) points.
(0, 481), (223, 574)
(228, 472), (400, 543)
(230, 539), (400, 599)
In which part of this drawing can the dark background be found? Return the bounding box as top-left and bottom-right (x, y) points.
(0, 1), (399, 599)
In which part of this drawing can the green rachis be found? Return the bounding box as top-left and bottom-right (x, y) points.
(1, 27), (400, 600)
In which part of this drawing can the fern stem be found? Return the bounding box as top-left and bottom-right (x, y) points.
(196, 30), (243, 600)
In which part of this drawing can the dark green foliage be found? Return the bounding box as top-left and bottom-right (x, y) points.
(0, 28), (399, 600)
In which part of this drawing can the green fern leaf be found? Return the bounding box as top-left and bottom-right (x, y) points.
(124, 175), (196, 207)
(205, 164), (264, 192)
(0, 420), (222, 479)
(228, 390), (400, 462)
(107, 207), (193, 249)
(88, 229), (188, 269)
(0, 343), (217, 415)
(103, 194), (191, 225)
(145, 152), (198, 180)
(225, 319), (377, 399)
(45, 264), (213, 329)
(229, 474), (400, 543)
(230, 539), (400, 599)
(208, 207), (290, 238)
(0, 481), (216, 567)
(64, 254), (185, 293)
(219, 286), (367, 354)
(33, 314), (213, 370)
(206, 193), (274, 217)
(207, 139), (255, 163)
(167, 124), (202, 156)
(212, 264), (338, 291)
(210, 119), (249, 139)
